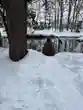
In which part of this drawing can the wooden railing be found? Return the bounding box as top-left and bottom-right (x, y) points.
(26, 34), (82, 53)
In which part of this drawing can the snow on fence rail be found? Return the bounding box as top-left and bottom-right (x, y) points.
(29, 30), (83, 38)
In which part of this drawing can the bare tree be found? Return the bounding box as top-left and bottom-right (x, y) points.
(44, 0), (48, 27)
(67, 0), (72, 30)
(74, 0), (83, 24)
(54, 0), (56, 30)
(57, 4), (59, 30)
(59, 0), (64, 32)
(71, 0), (77, 31)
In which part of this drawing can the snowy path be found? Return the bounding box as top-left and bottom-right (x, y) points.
(55, 52), (83, 97)
(0, 49), (83, 110)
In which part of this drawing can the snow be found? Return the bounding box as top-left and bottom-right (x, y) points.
(0, 27), (83, 39)
(55, 32), (83, 38)
(0, 28), (7, 37)
(33, 29), (53, 36)
(33, 30), (83, 38)
(0, 48), (83, 110)
(73, 43), (82, 52)
(78, 37), (83, 40)
(27, 27), (34, 34)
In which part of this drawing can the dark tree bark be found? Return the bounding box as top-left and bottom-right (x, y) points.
(4, 0), (27, 61)
(44, 0), (48, 28)
(57, 6), (59, 29)
(67, 0), (72, 31)
(54, 0), (56, 31)
(71, 0), (77, 31)
(59, 0), (63, 32)
(74, 0), (82, 25)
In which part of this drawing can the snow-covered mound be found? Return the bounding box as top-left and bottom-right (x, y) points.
(0, 48), (83, 110)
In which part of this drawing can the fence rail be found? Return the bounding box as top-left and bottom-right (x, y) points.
(26, 34), (83, 53)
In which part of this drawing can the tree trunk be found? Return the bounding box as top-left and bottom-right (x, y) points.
(44, 0), (48, 28)
(5, 0), (27, 61)
(54, 0), (56, 31)
(57, 6), (59, 30)
(71, 0), (77, 31)
(74, 0), (82, 25)
(59, 0), (63, 32)
(67, 0), (72, 31)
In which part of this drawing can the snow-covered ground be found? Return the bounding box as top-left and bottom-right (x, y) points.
(0, 48), (83, 110)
